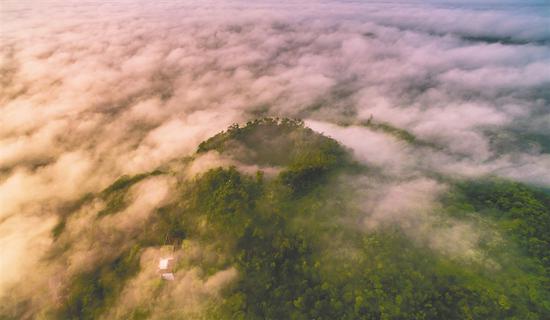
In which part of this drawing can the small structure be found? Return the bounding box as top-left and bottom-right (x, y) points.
(158, 256), (175, 281)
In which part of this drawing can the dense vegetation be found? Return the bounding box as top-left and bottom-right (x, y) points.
(198, 118), (350, 168)
(57, 246), (142, 320)
(341, 117), (441, 150)
(44, 118), (550, 319)
(446, 179), (550, 284)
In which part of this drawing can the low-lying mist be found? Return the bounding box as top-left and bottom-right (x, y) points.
(1, 0), (549, 319)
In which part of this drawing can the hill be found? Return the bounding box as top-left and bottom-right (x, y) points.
(15, 118), (550, 319)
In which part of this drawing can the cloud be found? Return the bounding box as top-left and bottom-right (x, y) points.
(1, 0), (549, 316)
(0, 151), (97, 220)
(353, 176), (486, 260)
(363, 178), (446, 229)
(106, 245), (238, 319)
(0, 214), (56, 298)
(305, 119), (415, 174)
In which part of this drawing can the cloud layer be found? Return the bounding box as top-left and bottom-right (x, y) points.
(1, 0), (549, 316)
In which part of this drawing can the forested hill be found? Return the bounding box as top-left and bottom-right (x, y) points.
(33, 119), (550, 319)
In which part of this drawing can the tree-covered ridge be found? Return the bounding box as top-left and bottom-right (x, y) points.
(334, 117), (442, 150)
(446, 178), (550, 284)
(197, 118), (350, 168)
(47, 119), (549, 319)
(50, 170), (164, 240)
(485, 128), (550, 155)
(97, 170), (164, 217)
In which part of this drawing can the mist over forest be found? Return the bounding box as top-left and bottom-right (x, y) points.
(1, 1), (549, 319)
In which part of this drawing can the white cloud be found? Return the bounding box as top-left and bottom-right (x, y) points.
(1, 0), (549, 315)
